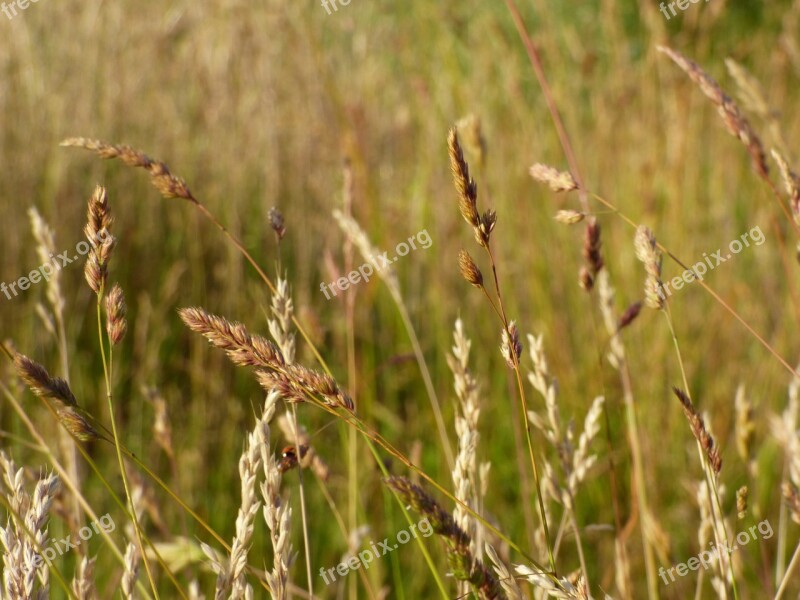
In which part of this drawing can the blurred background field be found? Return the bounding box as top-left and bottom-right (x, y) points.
(2, 0), (800, 597)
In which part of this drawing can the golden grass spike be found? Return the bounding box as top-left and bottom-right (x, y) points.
(61, 138), (195, 202)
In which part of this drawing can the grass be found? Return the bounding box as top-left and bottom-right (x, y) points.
(1, 0), (800, 598)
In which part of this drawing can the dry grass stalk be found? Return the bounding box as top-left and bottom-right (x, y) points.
(28, 208), (65, 319)
(332, 207), (454, 464)
(568, 397), (605, 496)
(500, 321), (522, 369)
(614, 537), (632, 600)
(526, 334), (601, 584)
(268, 278), (296, 365)
(71, 555), (96, 600)
(384, 476), (505, 599)
(29, 207), (82, 524)
(188, 580), (205, 600)
(485, 544), (523, 600)
(771, 149), (800, 241)
(771, 369), (800, 523)
(513, 564), (583, 599)
(634, 225), (664, 310)
(0, 452), (60, 600)
(121, 542), (140, 600)
(657, 46), (769, 179)
(331, 208), (401, 294)
(447, 319), (483, 568)
(529, 164), (578, 193)
(595, 270), (658, 595)
(61, 138), (195, 203)
(265, 326), (310, 594)
(526, 334), (561, 447)
(143, 386), (175, 462)
(217, 413), (269, 599)
(726, 58), (792, 157)
(105, 283), (127, 346)
(259, 391), (292, 600)
(597, 271), (625, 369)
(696, 480), (730, 597)
(119, 479), (150, 600)
(673, 387), (722, 475)
(734, 384), (755, 475)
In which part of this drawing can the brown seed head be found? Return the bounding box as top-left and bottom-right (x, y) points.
(179, 307), (285, 369)
(529, 163), (578, 192)
(578, 266), (594, 291)
(634, 225), (664, 309)
(736, 486), (748, 520)
(57, 406), (101, 442)
(658, 46), (769, 180)
(617, 301), (643, 332)
(384, 476), (503, 598)
(61, 138), (196, 202)
(458, 250), (483, 288)
(13, 353), (77, 407)
(479, 209), (497, 243)
(583, 219), (604, 276)
(268, 207), (286, 241)
(673, 387), (722, 475)
(83, 186), (116, 294)
(448, 128), (480, 229)
(105, 284), (127, 345)
(772, 149), (800, 223)
(500, 321), (523, 369)
(783, 482), (800, 524)
(84, 185), (113, 243)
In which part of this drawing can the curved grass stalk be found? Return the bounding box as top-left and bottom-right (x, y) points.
(94, 297), (160, 599)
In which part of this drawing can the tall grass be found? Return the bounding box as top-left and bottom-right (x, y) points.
(1, 1), (800, 598)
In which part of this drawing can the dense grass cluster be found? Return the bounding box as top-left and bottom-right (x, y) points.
(1, 1), (800, 598)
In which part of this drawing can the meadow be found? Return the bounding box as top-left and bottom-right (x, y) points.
(1, 0), (800, 598)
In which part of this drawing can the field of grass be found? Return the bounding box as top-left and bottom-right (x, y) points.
(2, 0), (800, 598)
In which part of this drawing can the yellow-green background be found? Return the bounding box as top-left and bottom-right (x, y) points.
(1, 0), (798, 597)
